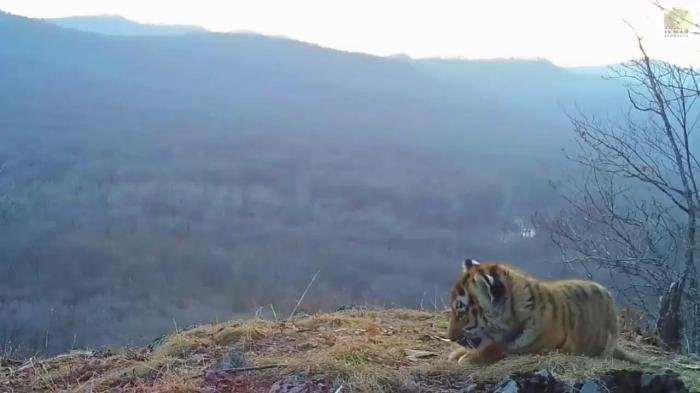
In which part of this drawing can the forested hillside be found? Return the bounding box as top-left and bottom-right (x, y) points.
(0, 11), (630, 356)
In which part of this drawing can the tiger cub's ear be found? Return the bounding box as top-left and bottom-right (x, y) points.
(474, 272), (506, 304)
(462, 258), (480, 273)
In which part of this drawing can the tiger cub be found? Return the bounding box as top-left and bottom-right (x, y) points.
(447, 259), (639, 364)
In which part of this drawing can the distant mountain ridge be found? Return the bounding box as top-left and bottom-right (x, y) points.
(40, 12), (626, 72)
(47, 14), (207, 36)
(0, 9), (627, 155)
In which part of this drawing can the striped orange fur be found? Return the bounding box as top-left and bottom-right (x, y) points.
(447, 259), (640, 364)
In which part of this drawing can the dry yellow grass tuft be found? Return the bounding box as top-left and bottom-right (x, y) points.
(212, 323), (269, 347)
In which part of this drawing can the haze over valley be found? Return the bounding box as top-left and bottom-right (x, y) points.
(0, 11), (635, 355)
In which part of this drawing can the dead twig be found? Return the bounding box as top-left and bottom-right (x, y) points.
(225, 364), (286, 373)
(15, 357), (35, 373)
(269, 304), (278, 321)
(428, 334), (452, 342)
(287, 270), (320, 322)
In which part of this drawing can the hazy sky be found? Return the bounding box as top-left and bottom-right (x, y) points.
(1, 0), (698, 67)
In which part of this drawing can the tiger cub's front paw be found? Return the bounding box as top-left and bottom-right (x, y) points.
(469, 343), (505, 365)
(448, 344), (504, 365)
(448, 347), (477, 364)
(448, 346), (469, 362)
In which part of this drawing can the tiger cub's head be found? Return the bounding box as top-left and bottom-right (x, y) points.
(447, 259), (512, 348)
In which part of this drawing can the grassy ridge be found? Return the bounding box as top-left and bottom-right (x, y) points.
(3, 309), (698, 392)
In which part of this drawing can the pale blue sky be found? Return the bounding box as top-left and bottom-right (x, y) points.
(1, 0), (698, 67)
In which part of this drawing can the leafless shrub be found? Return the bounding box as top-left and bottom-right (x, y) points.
(546, 35), (699, 351)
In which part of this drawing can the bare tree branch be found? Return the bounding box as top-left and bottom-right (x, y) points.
(545, 36), (699, 352)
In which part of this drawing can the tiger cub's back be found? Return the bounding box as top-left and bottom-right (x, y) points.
(529, 278), (619, 356)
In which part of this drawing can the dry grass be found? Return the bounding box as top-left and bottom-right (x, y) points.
(2, 309), (698, 392)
